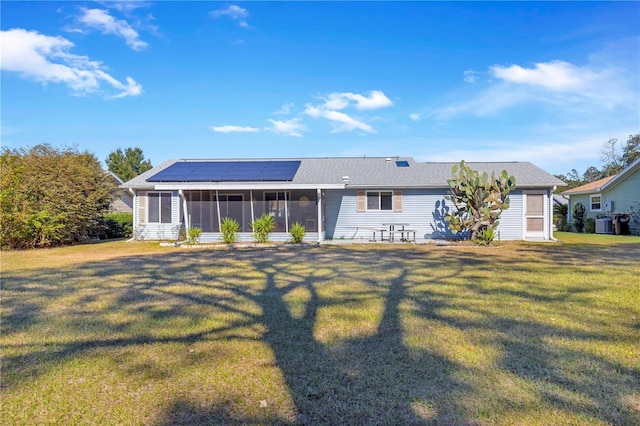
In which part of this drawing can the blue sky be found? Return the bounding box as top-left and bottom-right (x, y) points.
(2, 1), (638, 175)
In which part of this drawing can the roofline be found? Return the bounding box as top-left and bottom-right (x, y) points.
(145, 183), (347, 191)
(600, 157), (640, 191)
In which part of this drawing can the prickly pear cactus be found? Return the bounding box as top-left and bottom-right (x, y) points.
(444, 160), (516, 242)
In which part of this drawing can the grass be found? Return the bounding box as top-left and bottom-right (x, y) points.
(1, 235), (639, 425)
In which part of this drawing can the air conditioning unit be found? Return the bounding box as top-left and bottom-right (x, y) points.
(596, 218), (613, 234)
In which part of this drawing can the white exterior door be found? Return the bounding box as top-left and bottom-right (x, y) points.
(524, 192), (546, 239)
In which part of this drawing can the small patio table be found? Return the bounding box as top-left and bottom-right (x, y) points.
(382, 223), (410, 242)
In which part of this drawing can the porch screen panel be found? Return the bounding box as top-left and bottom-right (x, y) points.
(202, 190), (213, 232)
(526, 194), (544, 232)
(190, 191), (202, 229)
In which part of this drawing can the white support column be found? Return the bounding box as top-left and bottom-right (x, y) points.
(317, 188), (323, 243)
(250, 190), (255, 223)
(179, 190), (189, 233)
(216, 190), (222, 231)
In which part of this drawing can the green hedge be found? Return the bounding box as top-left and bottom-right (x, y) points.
(102, 212), (133, 239)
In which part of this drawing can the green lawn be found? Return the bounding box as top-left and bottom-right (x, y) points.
(2, 235), (639, 425)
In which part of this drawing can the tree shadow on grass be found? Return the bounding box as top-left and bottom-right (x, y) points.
(2, 244), (639, 424)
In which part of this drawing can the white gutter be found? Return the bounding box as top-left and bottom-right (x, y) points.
(153, 183), (345, 190)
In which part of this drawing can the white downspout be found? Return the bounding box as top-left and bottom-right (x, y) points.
(550, 186), (559, 242)
(250, 190), (255, 223)
(216, 190), (222, 231)
(127, 188), (136, 242)
(317, 188), (323, 244)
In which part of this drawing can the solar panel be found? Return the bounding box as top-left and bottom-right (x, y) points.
(147, 161), (301, 182)
(396, 160), (410, 167)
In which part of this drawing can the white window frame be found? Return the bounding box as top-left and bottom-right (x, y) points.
(366, 191), (393, 211)
(590, 195), (602, 212)
(148, 192), (173, 224)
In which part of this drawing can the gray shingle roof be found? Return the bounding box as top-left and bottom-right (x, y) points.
(122, 157), (565, 189)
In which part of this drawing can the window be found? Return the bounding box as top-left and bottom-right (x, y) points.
(148, 192), (172, 223)
(367, 191), (393, 210)
(590, 195), (602, 211)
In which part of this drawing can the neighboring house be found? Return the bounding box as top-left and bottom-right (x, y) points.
(121, 157), (565, 243)
(562, 158), (640, 235)
(108, 172), (134, 213)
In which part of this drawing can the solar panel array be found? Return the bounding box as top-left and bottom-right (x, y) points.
(147, 161), (302, 182)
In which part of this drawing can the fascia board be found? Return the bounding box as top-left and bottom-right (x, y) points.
(152, 183), (346, 190)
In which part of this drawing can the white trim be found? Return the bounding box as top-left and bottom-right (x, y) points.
(523, 191), (547, 239)
(153, 183), (345, 191)
(365, 190), (394, 211)
(590, 195), (602, 212)
(317, 188), (323, 243)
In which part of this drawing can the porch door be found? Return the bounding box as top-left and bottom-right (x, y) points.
(525, 193), (545, 239)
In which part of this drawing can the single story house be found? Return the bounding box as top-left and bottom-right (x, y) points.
(562, 158), (640, 235)
(121, 157), (566, 243)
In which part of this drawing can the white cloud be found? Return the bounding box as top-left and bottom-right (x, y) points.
(211, 5), (249, 28)
(303, 90), (391, 133)
(0, 28), (142, 98)
(431, 59), (634, 121)
(76, 8), (148, 51)
(210, 125), (260, 133)
(322, 90), (393, 110)
(490, 60), (600, 92)
(416, 132), (631, 174)
(463, 69), (477, 83)
(409, 113), (422, 121)
(304, 104), (373, 133)
(266, 118), (305, 137)
(274, 103), (294, 115)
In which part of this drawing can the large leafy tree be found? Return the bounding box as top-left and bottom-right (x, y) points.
(1, 144), (117, 249)
(105, 147), (152, 182)
(601, 133), (640, 176)
(445, 160), (517, 242)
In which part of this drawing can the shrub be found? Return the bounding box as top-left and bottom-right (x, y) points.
(187, 226), (202, 244)
(251, 214), (275, 243)
(289, 222), (306, 244)
(103, 212), (133, 238)
(473, 227), (495, 245)
(585, 218), (596, 233)
(221, 217), (239, 244)
(553, 203), (568, 231)
(1, 144), (117, 249)
(573, 202), (586, 233)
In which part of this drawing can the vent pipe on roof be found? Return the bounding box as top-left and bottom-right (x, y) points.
(342, 176), (349, 182)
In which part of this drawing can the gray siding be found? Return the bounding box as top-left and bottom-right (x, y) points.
(497, 190), (524, 241)
(326, 189), (449, 241)
(326, 188), (534, 241)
